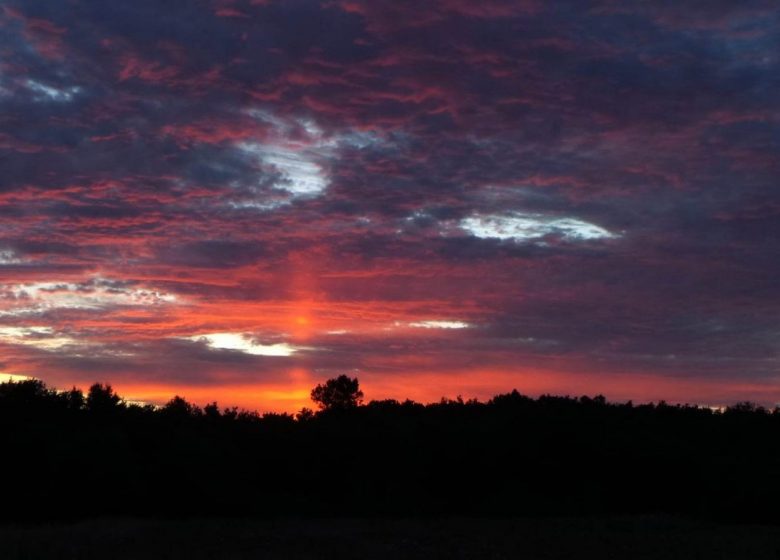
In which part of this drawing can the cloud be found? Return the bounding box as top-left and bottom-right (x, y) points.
(0, 278), (178, 316)
(0, 250), (23, 265)
(408, 320), (471, 329)
(237, 141), (328, 199)
(0, 326), (80, 351)
(459, 213), (618, 243)
(183, 332), (299, 357)
(0, 0), (777, 409)
(233, 111), (382, 208)
(24, 80), (81, 102)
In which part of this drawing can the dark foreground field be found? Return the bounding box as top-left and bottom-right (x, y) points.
(2, 517), (780, 560)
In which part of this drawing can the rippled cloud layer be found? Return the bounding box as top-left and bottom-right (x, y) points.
(0, 0), (778, 410)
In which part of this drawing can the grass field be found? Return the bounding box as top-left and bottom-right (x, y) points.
(1, 516), (779, 559)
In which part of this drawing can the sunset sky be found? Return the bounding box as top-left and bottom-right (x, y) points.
(0, 0), (778, 411)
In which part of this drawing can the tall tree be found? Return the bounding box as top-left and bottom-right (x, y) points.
(310, 375), (364, 411)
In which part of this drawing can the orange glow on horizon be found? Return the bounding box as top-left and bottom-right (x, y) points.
(46, 366), (778, 414)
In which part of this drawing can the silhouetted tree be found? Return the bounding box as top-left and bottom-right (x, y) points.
(203, 401), (221, 420)
(727, 401), (766, 415)
(296, 407), (315, 422)
(0, 379), (51, 404)
(85, 383), (123, 413)
(0, 379), (62, 418)
(162, 395), (198, 419)
(310, 375), (364, 410)
(5, 377), (780, 523)
(64, 387), (85, 410)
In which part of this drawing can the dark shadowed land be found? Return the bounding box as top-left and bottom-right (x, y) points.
(3, 516), (780, 560)
(4, 377), (780, 557)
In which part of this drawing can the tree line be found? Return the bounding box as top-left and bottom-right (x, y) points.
(1, 375), (779, 522)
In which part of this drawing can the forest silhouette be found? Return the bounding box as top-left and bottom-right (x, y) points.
(1, 375), (779, 523)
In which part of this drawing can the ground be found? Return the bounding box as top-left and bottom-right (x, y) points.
(2, 516), (780, 559)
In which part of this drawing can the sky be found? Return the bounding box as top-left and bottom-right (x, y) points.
(0, 0), (778, 412)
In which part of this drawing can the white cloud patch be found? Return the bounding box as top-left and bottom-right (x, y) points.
(0, 278), (177, 316)
(460, 212), (617, 242)
(242, 144), (328, 196)
(25, 80), (81, 102)
(408, 320), (471, 329)
(0, 326), (80, 351)
(237, 111), (333, 200)
(185, 332), (299, 357)
(0, 250), (23, 265)
(234, 111), (380, 209)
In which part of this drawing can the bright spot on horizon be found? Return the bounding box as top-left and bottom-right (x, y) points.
(0, 372), (33, 383)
